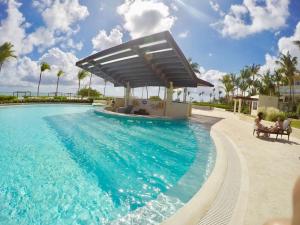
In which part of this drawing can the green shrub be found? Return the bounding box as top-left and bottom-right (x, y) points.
(285, 111), (299, 119)
(193, 102), (232, 110)
(149, 96), (162, 101)
(297, 104), (300, 116)
(78, 88), (101, 98)
(265, 111), (286, 122)
(0, 95), (17, 102)
(53, 96), (67, 101)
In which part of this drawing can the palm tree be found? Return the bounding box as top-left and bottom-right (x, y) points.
(77, 70), (89, 93)
(0, 42), (16, 72)
(188, 58), (200, 73)
(294, 40), (300, 49)
(229, 73), (237, 96)
(212, 88), (215, 102)
(87, 73), (93, 98)
(176, 89), (182, 101)
(272, 69), (283, 96)
(239, 68), (251, 97)
(218, 90), (222, 101)
(219, 74), (234, 102)
(55, 70), (64, 96)
(158, 86), (161, 97)
(37, 62), (51, 96)
(103, 79), (107, 97)
(276, 52), (298, 108)
(246, 64), (260, 95)
(258, 70), (275, 96)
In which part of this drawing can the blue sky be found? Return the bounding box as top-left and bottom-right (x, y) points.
(0, 0), (300, 99)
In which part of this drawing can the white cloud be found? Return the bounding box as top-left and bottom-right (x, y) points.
(199, 69), (227, 86)
(0, 0), (89, 56)
(213, 0), (290, 39)
(178, 30), (189, 38)
(259, 53), (279, 74)
(260, 21), (300, 73)
(0, 0), (27, 55)
(0, 48), (80, 91)
(42, 0), (89, 33)
(92, 27), (123, 51)
(117, 0), (176, 39)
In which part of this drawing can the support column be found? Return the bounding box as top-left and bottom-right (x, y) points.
(124, 82), (131, 107)
(183, 87), (187, 103)
(238, 98), (242, 114)
(164, 82), (173, 116)
(233, 99), (237, 113)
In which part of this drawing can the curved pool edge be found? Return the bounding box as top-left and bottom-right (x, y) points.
(161, 124), (249, 225)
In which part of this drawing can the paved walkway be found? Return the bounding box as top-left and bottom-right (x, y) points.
(192, 109), (300, 225)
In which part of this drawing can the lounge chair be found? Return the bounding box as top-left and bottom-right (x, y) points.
(253, 119), (292, 140)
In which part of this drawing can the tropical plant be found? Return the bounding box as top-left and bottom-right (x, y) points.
(158, 86), (161, 97)
(258, 70), (275, 96)
(78, 88), (101, 98)
(77, 70), (89, 93)
(239, 68), (251, 96)
(229, 73), (238, 96)
(219, 74), (234, 102)
(276, 52), (298, 108)
(188, 58), (200, 73)
(55, 70), (64, 96)
(246, 64), (260, 95)
(176, 89), (182, 101)
(272, 69), (283, 96)
(212, 88), (215, 102)
(103, 79), (107, 97)
(37, 62), (51, 96)
(218, 90), (222, 100)
(294, 40), (300, 49)
(0, 42), (16, 72)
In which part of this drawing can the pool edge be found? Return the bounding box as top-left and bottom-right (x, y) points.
(161, 123), (249, 225)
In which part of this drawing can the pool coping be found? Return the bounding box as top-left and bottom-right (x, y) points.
(94, 108), (178, 121)
(161, 120), (249, 225)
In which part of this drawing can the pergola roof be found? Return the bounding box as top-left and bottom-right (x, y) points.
(76, 31), (213, 88)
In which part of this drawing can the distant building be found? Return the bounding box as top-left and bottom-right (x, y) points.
(279, 75), (300, 103)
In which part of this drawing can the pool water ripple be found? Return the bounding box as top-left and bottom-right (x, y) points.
(0, 105), (215, 224)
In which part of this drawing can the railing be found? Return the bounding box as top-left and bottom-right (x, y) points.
(0, 91), (79, 98)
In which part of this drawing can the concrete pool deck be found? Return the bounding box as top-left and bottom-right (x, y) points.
(192, 109), (300, 225)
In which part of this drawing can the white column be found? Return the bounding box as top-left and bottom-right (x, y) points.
(233, 99), (237, 113)
(124, 82), (131, 107)
(183, 87), (187, 103)
(238, 98), (242, 113)
(166, 82), (173, 103)
(164, 82), (173, 116)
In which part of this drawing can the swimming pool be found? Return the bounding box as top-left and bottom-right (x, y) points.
(0, 104), (215, 224)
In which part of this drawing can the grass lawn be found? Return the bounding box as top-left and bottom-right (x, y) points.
(291, 120), (300, 129)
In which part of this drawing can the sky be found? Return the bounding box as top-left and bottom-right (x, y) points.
(0, 0), (300, 100)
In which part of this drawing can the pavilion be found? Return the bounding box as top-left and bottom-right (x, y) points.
(76, 31), (213, 118)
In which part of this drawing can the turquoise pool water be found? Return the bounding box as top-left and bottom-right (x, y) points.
(0, 104), (215, 224)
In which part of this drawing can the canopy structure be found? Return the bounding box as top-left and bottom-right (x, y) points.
(76, 31), (213, 88)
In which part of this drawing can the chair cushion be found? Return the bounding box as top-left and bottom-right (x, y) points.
(282, 119), (290, 130)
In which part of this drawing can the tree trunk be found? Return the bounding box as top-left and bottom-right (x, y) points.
(37, 71), (42, 96)
(78, 80), (81, 95)
(88, 74), (92, 98)
(146, 86), (148, 99)
(158, 86), (160, 97)
(55, 76), (59, 97)
(0, 63), (2, 72)
(142, 87), (144, 99)
(104, 80), (107, 97)
(289, 79), (292, 111)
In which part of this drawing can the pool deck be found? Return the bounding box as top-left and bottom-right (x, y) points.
(192, 109), (300, 225)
